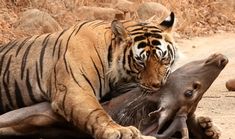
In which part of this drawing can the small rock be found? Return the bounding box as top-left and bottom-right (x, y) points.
(15, 9), (62, 35)
(114, 0), (135, 12)
(208, 16), (219, 24)
(226, 79), (235, 91)
(75, 6), (123, 21)
(137, 2), (170, 22)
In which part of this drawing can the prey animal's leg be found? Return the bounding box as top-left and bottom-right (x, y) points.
(0, 102), (64, 136)
(187, 114), (221, 139)
(197, 116), (221, 139)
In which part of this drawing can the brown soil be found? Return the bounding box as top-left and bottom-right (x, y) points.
(176, 33), (235, 139)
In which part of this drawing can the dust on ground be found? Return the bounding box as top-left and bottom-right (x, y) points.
(176, 33), (235, 139)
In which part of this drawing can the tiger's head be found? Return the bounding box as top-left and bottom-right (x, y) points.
(109, 12), (176, 91)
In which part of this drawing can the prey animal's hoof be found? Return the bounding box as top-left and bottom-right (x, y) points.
(226, 78), (235, 91)
(97, 124), (155, 139)
(198, 116), (221, 139)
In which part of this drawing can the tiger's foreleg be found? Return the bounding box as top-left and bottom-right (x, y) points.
(0, 102), (64, 136)
(187, 114), (221, 139)
(51, 75), (155, 139)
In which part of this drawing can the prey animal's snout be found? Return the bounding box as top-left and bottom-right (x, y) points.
(205, 53), (228, 68)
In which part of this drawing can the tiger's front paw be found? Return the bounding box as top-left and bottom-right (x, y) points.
(198, 116), (221, 139)
(96, 124), (156, 139)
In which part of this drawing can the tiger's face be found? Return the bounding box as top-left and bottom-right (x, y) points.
(111, 12), (176, 91)
(131, 33), (174, 90)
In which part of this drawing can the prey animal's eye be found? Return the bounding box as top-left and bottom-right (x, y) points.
(184, 90), (193, 98)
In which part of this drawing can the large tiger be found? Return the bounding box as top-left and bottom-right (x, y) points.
(0, 12), (176, 139)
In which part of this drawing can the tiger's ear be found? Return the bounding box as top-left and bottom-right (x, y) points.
(111, 20), (128, 42)
(159, 12), (175, 32)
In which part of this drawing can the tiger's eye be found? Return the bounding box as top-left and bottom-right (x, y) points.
(137, 42), (147, 49)
(151, 40), (161, 46)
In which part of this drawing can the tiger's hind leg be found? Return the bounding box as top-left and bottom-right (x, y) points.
(0, 102), (64, 136)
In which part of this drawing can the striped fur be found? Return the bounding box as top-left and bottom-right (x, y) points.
(0, 12), (176, 138)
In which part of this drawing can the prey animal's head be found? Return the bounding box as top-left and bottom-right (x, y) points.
(147, 53), (228, 138)
(105, 53), (228, 139)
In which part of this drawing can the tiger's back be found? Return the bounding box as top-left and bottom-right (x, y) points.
(0, 21), (112, 114)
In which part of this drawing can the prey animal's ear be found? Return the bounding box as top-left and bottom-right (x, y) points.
(159, 12), (175, 32)
(111, 20), (128, 42)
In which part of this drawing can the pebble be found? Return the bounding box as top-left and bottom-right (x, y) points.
(226, 79), (235, 91)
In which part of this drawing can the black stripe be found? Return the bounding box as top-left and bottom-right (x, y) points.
(14, 80), (25, 108)
(21, 35), (40, 79)
(40, 34), (51, 78)
(47, 75), (52, 99)
(130, 32), (144, 36)
(91, 58), (102, 98)
(107, 40), (113, 66)
(127, 51), (138, 74)
(61, 84), (68, 117)
(26, 69), (38, 103)
(151, 34), (163, 39)
(94, 47), (104, 78)
(2, 55), (12, 108)
(57, 40), (62, 60)
(52, 29), (66, 57)
(122, 46), (128, 70)
(16, 37), (31, 56)
(0, 41), (17, 75)
(53, 66), (58, 95)
(81, 72), (96, 95)
(139, 49), (146, 56)
(93, 46), (105, 90)
(134, 36), (146, 42)
(0, 86), (3, 114)
(167, 44), (174, 59)
(152, 40), (161, 46)
(3, 55), (12, 80)
(137, 42), (147, 49)
(130, 27), (144, 32)
(146, 26), (162, 30)
(150, 30), (161, 33)
(3, 77), (13, 108)
(63, 28), (77, 74)
(68, 65), (82, 88)
(5, 105), (11, 113)
(0, 40), (15, 53)
(75, 21), (91, 35)
(36, 62), (47, 98)
(92, 20), (106, 29)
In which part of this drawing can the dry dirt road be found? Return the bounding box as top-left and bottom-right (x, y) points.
(175, 33), (235, 139)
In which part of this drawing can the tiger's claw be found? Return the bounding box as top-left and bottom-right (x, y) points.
(97, 124), (156, 139)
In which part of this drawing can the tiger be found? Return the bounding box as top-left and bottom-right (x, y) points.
(0, 12), (176, 139)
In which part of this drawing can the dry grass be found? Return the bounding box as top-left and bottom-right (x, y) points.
(1, 0), (235, 44)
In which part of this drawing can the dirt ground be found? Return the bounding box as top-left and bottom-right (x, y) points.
(175, 33), (235, 139)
